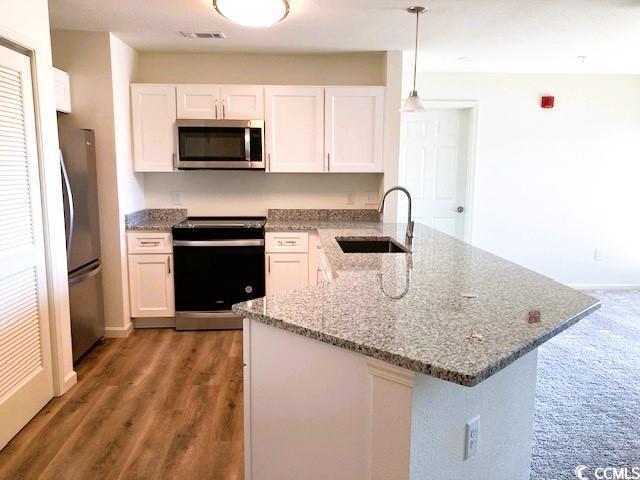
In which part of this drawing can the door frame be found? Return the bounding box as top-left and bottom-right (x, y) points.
(0, 27), (77, 397)
(400, 100), (479, 244)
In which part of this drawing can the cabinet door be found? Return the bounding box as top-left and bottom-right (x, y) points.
(53, 67), (71, 113)
(220, 85), (264, 119)
(266, 253), (309, 296)
(128, 254), (175, 318)
(325, 87), (384, 173)
(265, 86), (324, 172)
(176, 84), (220, 119)
(131, 84), (176, 172)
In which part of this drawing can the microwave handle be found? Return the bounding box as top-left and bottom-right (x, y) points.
(245, 127), (251, 162)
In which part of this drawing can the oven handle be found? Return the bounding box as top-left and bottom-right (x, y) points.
(173, 240), (264, 247)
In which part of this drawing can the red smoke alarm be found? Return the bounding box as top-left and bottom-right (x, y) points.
(541, 96), (555, 108)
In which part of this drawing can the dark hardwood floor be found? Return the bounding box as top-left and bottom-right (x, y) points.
(0, 329), (243, 480)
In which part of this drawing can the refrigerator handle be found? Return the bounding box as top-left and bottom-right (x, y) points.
(68, 262), (102, 286)
(60, 149), (75, 251)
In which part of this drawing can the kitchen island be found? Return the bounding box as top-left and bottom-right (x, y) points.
(233, 217), (600, 480)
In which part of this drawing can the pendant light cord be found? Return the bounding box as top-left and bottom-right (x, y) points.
(412, 8), (420, 93)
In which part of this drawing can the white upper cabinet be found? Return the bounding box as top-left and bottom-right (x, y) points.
(177, 85), (264, 119)
(325, 87), (384, 173)
(53, 67), (71, 113)
(265, 86), (325, 173)
(176, 85), (220, 119)
(220, 85), (264, 119)
(131, 84), (176, 172)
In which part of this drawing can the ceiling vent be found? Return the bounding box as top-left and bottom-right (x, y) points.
(180, 32), (226, 39)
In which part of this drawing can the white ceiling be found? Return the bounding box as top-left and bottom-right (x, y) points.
(48, 0), (640, 73)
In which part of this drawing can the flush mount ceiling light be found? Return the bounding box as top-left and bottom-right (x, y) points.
(213, 0), (289, 27)
(401, 6), (429, 112)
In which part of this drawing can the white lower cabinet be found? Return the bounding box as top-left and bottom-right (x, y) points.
(127, 232), (175, 318)
(265, 253), (308, 296)
(265, 232), (310, 295)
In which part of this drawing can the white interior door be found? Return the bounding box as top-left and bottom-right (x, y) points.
(0, 45), (54, 448)
(399, 108), (470, 240)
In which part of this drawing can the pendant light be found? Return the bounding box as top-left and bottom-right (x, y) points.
(401, 6), (428, 112)
(213, 0), (289, 28)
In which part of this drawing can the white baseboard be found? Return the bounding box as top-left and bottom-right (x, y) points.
(104, 322), (133, 338)
(56, 370), (77, 397)
(567, 284), (640, 291)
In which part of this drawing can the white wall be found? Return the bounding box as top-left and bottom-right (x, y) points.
(144, 172), (382, 215)
(136, 51), (394, 213)
(51, 30), (145, 336)
(136, 51), (387, 86)
(405, 72), (640, 287)
(109, 34), (144, 330)
(0, 0), (75, 394)
(381, 51), (403, 221)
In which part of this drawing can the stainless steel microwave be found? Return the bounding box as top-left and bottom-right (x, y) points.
(176, 119), (265, 170)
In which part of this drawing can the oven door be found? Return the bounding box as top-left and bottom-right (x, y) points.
(173, 239), (265, 315)
(176, 119), (265, 170)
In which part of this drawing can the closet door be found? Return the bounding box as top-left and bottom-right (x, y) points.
(0, 46), (54, 449)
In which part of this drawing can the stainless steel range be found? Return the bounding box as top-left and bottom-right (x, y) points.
(172, 217), (266, 330)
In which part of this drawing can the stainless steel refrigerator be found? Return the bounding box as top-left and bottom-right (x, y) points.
(59, 127), (104, 363)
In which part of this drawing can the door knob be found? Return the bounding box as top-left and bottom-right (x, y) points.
(456, 206), (464, 213)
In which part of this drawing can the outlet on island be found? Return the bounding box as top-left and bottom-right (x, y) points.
(465, 415), (480, 460)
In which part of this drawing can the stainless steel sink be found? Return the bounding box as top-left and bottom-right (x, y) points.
(336, 237), (410, 254)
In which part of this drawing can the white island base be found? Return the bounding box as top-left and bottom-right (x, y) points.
(243, 318), (538, 480)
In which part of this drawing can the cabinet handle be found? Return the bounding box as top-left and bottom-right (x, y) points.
(215, 99), (218, 118)
(167, 256), (171, 275)
(222, 100), (226, 118)
(268, 255), (271, 274)
(327, 153), (330, 172)
(140, 241), (160, 246)
(278, 240), (296, 246)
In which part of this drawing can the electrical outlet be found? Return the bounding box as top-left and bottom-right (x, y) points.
(346, 192), (355, 205)
(364, 191), (379, 206)
(172, 191), (184, 205)
(465, 416), (480, 460)
(594, 249), (603, 261)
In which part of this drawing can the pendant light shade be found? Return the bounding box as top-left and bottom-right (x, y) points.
(401, 91), (425, 112)
(401, 6), (428, 112)
(214, 0), (289, 27)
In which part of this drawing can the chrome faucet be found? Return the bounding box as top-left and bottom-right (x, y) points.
(378, 186), (414, 245)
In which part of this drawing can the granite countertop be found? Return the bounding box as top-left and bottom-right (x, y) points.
(233, 220), (600, 387)
(125, 209), (188, 231)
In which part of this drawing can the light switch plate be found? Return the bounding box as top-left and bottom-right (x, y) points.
(364, 191), (378, 206)
(172, 191), (184, 205)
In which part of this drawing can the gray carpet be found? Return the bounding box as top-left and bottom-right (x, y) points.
(531, 290), (640, 479)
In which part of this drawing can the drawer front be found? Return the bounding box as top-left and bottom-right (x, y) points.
(127, 232), (173, 254)
(266, 232), (309, 253)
